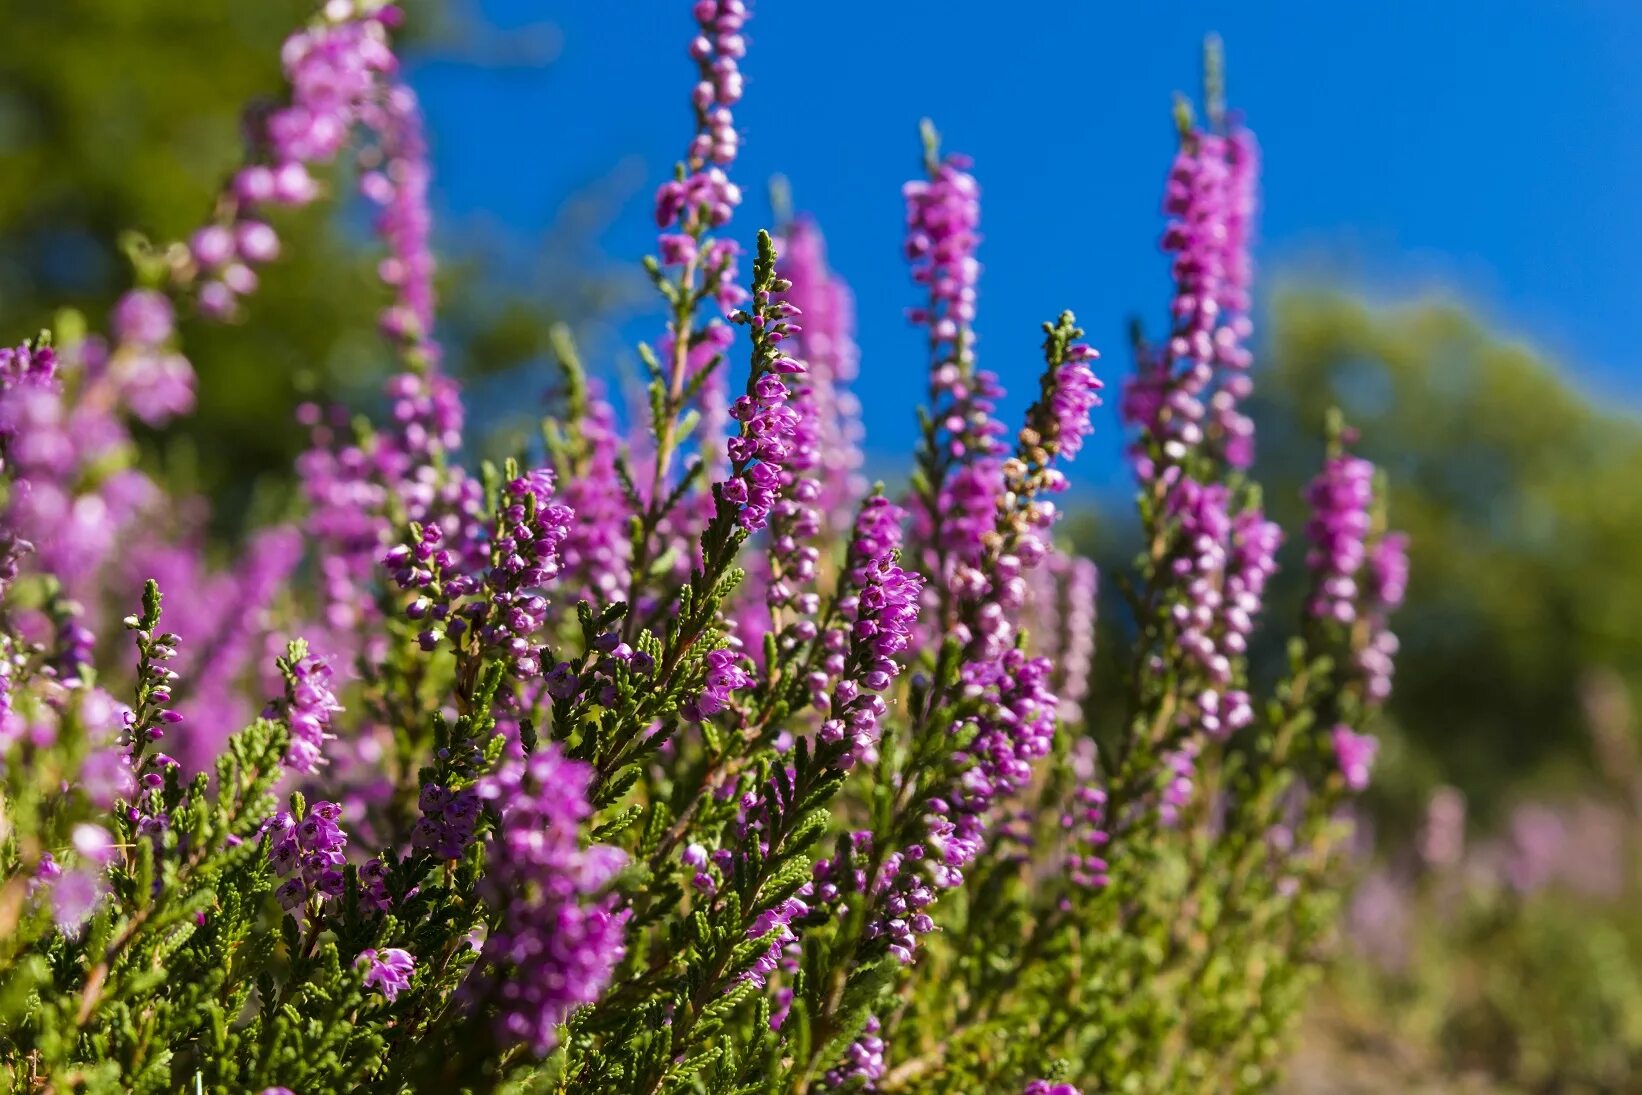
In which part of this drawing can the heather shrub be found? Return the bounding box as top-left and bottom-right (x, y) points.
(0, 4), (1405, 1092)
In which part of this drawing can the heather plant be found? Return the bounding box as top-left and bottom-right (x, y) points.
(0, 5), (1405, 1094)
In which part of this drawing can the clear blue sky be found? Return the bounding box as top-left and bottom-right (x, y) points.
(411, 1), (1642, 492)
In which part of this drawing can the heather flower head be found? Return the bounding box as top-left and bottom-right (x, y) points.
(552, 374), (631, 607)
(823, 1015), (885, 1089)
(684, 645), (753, 722)
(1028, 552), (1098, 722)
(412, 782), (480, 859)
(477, 469), (572, 674)
(1368, 530), (1410, 611)
(780, 215), (866, 531)
(721, 340), (804, 533)
(1062, 740), (1110, 892)
(816, 496), (924, 766)
(273, 641), (342, 775)
(914, 314), (1100, 676)
(473, 747), (628, 1056)
(1331, 724), (1379, 792)
(1158, 478), (1276, 738)
(1304, 453), (1375, 624)
(49, 868), (106, 936)
(111, 290), (174, 346)
(358, 947), (415, 1001)
(1302, 433), (1406, 707)
(207, 3), (423, 334)
(1027, 338), (1104, 463)
(263, 800), (349, 915)
(905, 147), (984, 402)
(1123, 109), (1261, 478)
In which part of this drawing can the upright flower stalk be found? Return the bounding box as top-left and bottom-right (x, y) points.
(623, 0), (753, 625)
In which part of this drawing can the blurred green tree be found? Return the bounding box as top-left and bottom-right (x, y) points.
(1249, 290), (1642, 814)
(0, 0), (631, 530)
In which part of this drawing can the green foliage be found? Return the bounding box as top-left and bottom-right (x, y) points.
(0, 0), (628, 530)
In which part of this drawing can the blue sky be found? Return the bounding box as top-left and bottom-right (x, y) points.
(411, 1), (1642, 491)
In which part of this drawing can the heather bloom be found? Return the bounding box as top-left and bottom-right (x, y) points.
(723, 360), (804, 533)
(473, 748), (628, 1056)
(1358, 530), (1409, 703)
(554, 378), (631, 606)
(1, 336), (169, 599)
(1029, 552), (1098, 722)
(108, 290), (193, 426)
(1062, 740), (1110, 892)
(1331, 724), (1378, 792)
(71, 823), (116, 866)
(1304, 453), (1375, 623)
(476, 469), (572, 674)
(80, 746), (136, 810)
(274, 645), (342, 775)
(358, 947), (415, 1002)
(205, 5), (410, 324)
(904, 142), (1011, 636)
(411, 783), (480, 859)
(1037, 342), (1104, 461)
(682, 0), (748, 169)
(634, 0), (752, 555)
(905, 153), (984, 407)
(364, 82), (438, 349)
(741, 894), (809, 988)
(780, 216), (866, 531)
(110, 290), (174, 346)
(1303, 445), (1406, 706)
(823, 1015), (885, 1090)
(1212, 124), (1260, 466)
(1158, 737), (1202, 827)
(684, 646), (753, 722)
(1024, 1082), (1083, 1095)
(817, 497), (924, 766)
(953, 314), (1101, 663)
(1122, 116), (1261, 477)
(264, 801), (348, 915)
(717, 256), (808, 534)
(1159, 479), (1276, 739)
(0, 338), (56, 394)
(50, 868), (105, 936)
(74, 688), (136, 808)
(1368, 530), (1410, 610)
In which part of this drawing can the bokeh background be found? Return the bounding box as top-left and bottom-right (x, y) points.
(4, 1), (1641, 1088)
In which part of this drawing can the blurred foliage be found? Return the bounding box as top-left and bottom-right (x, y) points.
(1246, 290), (1642, 817)
(0, 0), (635, 531)
(1288, 684), (1642, 1093)
(0, 0), (377, 523)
